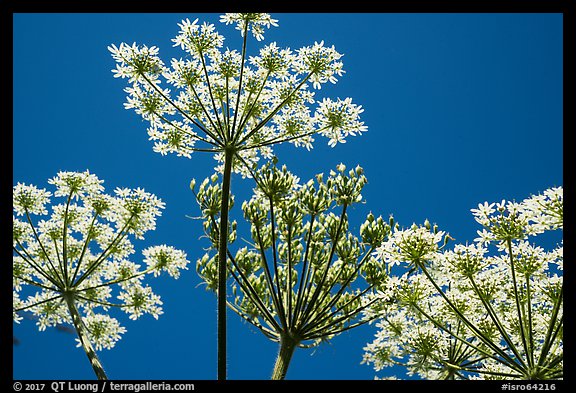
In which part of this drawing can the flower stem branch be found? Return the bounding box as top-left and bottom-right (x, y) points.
(506, 239), (532, 369)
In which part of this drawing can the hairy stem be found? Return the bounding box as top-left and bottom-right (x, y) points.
(271, 334), (299, 380)
(63, 293), (108, 380)
(217, 147), (234, 381)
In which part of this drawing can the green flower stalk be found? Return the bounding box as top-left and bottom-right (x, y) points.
(363, 187), (563, 380)
(13, 171), (189, 380)
(110, 13), (366, 379)
(193, 162), (390, 379)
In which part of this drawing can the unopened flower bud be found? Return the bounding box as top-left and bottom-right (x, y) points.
(424, 219), (431, 230)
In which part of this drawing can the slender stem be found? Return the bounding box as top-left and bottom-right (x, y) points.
(63, 293), (108, 380)
(52, 238), (64, 282)
(300, 204), (348, 324)
(186, 146), (223, 153)
(74, 267), (154, 293)
(419, 265), (525, 372)
(218, 104), (228, 139)
(24, 211), (65, 287)
(61, 190), (74, 285)
(154, 109), (220, 147)
(447, 320), (458, 361)
(232, 151), (266, 191)
(73, 215), (134, 288)
(537, 316), (563, 378)
(216, 147), (234, 381)
(70, 213), (99, 285)
(237, 73), (312, 146)
(291, 214), (316, 327)
(226, 301), (278, 340)
(443, 365), (523, 379)
(253, 224), (284, 327)
(506, 239), (531, 368)
(304, 298), (378, 340)
(460, 355), (489, 368)
(287, 225), (293, 325)
(453, 348), (479, 371)
(525, 273), (535, 368)
(537, 285), (563, 368)
(233, 87), (254, 137)
(269, 196), (288, 329)
(271, 334), (299, 380)
(13, 275), (57, 292)
(225, 77), (231, 141)
(224, 248), (282, 332)
(304, 308), (376, 340)
(14, 294), (63, 312)
(312, 248), (374, 324)
(199, 51), (225, 141)
(543, 350), (562, 370)
(13, 244), (62, 288)
(244, 124), (331, 151)
(467, 274), (527, 367)
(138, 73), (222, 145)
(547, 369), (563, 379)
(184, 81), (225, 144)
(75, 294), (129, 309)
(233, 70), (271, 144)
(230, 21), (249, 138)
(299, 243), (321, 327)
(411, 301), (524, 373)
(302, 285), (375, 337)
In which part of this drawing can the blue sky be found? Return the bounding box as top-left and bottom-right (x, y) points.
(12, 13), (562, 380)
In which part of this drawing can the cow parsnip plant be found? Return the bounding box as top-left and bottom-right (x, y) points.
(109, 13), (366, 379)
(193, 162), (390, 379)
(362, 187), (563, 380)
(12, 171), (189, 380)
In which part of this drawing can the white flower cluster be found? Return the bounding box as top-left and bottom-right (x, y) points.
(315, 97), (367, 147)
(194, 163), (390, 348)
(78, 314), (127, 351)
(364, 187), (563, 380)
(13, 171), (190, 351)
(143, 245), (189, 279)
(220, 13), (279, 41)
(374, 224), (445, 270)
(471, 187), (563, 244)
(109, 13), (366, 175)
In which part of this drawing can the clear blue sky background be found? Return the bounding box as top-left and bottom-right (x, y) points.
(13, 13), (562, 380)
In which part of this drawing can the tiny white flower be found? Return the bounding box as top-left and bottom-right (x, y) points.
(143, 245), (189, 279)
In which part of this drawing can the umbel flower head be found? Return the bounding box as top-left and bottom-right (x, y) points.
(13, 171), (189, 378)
(193, 162), (391, 379)
(109, 13), (366, 176)
(363, 187), (563, 380)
